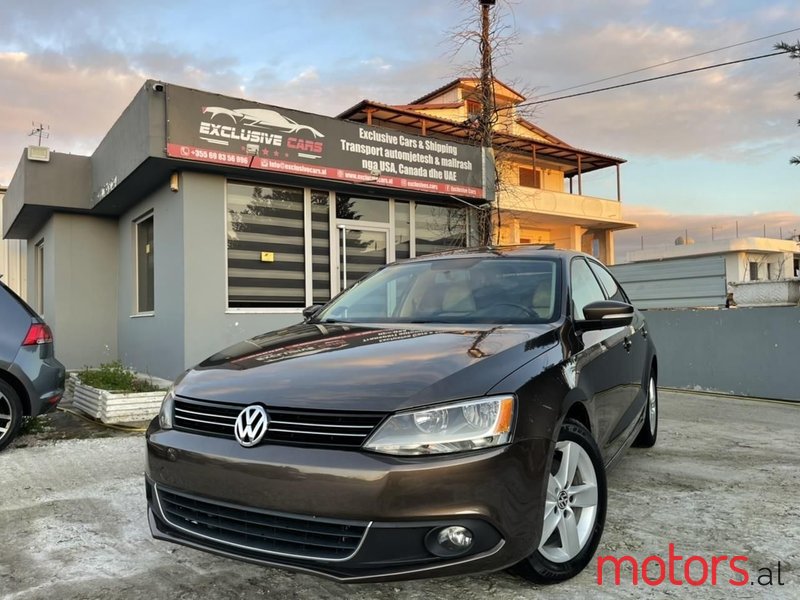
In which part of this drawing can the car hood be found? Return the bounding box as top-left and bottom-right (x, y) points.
(177, 322), (560, 412)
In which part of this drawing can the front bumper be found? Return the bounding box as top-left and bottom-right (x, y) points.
(145, 424), (552, 582)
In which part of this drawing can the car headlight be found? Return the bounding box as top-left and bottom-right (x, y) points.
(364, 395), (515, 456)
(158, 387), (175, 429)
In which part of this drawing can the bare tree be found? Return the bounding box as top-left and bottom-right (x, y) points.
(776, 41), (800, 165)
(446, 0), (541, 244)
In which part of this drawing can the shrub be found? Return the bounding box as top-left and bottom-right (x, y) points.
(78, 361), (162, 393)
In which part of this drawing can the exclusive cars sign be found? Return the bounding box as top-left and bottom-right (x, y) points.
(165, 84), (485, 198)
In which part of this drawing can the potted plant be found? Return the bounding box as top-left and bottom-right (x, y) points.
(71, 361), (167, 424)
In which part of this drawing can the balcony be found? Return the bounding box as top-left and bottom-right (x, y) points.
(498, 186), (635, 230)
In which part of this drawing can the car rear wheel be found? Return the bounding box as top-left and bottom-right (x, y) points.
(633, 373), (658, 448)
(0, 380), (23, 452)
(513, 419), (607, 584)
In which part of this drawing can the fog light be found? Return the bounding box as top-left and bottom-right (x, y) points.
(438, 526), (473, 550)
(425, 525), (474, 557)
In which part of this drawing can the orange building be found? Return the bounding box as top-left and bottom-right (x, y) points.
(339, 78), (636, 264)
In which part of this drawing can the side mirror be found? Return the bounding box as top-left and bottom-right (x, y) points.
(302, 304), (323, 321)
(576, 300), (634, 331)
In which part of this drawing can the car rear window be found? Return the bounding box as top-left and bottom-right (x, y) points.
(0, 281), (40, 321)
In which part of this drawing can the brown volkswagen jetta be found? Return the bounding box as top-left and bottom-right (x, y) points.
(146, 246), (658, 584)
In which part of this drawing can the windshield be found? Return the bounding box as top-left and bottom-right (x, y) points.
(316, 257), (561, 325)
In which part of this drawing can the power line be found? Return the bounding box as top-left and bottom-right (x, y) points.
(538, 26), (800, 98)
(521, 49), (792, 107)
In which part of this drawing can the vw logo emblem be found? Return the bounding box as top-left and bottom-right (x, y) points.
(234, 405), (269, 447)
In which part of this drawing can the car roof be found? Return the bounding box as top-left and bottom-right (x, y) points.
(402, 245), (593, 263)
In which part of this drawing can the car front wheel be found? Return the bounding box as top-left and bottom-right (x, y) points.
(514, 419), (607, 584)
(0, 380), (23, 452)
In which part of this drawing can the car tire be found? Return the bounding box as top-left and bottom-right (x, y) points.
(0, 379), (23, 452)
(513, 419), (607, 584)
(632, 373), (658, 448)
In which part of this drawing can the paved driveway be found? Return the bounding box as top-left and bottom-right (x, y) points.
(1, 391), (798, 599)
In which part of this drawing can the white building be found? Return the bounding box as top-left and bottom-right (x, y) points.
(628, 237), (800, 282)
(0, 186), (27, 297)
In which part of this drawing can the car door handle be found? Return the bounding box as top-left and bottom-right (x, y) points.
(623, 337), (632, 352)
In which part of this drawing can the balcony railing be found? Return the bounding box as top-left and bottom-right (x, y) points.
(498, 186), (625, 223)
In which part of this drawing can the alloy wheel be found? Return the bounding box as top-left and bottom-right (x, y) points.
(538, 440), (599, 563)
(0, 392), (12, 440)
(648, 377), (657, 437)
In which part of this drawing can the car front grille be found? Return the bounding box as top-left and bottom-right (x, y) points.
(173, 396), (385, 448)
(155, 485), (369, 561)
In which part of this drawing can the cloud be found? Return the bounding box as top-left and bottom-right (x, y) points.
(504, 3), (800, 161)
(288, 67), (319, 86)
(0, 51), (145, 182)
(615, 204), (800, 261)
(360, 57), (392, 71)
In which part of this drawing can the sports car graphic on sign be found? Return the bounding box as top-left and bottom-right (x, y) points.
(202, 106), (325, 138)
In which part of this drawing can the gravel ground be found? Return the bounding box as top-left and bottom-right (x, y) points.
(1, 390), (798, 600)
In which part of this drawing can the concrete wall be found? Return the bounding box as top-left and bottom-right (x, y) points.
(117, 183), (186, 379)
(179, 172), (300, 371)
(25, 214), (118, 369)
(730, 280), (800, 306)
(26, 221), (53, 317)
(90, 83), (165, 207)
(117, 173), (300, 381)
(643, 306), (800, 401)
(3, 152), (92, 239)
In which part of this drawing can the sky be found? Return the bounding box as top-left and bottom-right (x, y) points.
(0, 0), (798, 261)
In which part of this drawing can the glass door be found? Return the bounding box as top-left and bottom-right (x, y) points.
(337, 224), (389, 291)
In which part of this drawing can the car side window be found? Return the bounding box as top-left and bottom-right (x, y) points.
(587, 260), (627, 302)
(570, 258), (607, 319)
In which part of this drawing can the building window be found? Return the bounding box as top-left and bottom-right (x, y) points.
(466, 99), (481, 117)
(748, 261), (759, 281)
(135, 213), (154, 313)
(227, 182), (306, 308)
(415, 203), (468, 256)
(34, 240), (44, 316)
(395, 201), (411, 260)
(519, 167), (541, 188)
(767, 263), (774, 280)
(336, 195), (389, 223)
(311, 190), (331, 304)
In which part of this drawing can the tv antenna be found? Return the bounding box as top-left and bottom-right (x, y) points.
(29, 122), (50, 146)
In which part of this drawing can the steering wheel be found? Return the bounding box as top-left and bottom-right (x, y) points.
(486, 302), (539, 319)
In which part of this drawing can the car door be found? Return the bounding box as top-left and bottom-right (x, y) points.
(587, 259), (648, 439)
(569, 257), (631, 461)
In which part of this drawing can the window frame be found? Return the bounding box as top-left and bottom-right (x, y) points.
(224, 179), (478, 313)
(133, 211), (155, 316)
(518, 167), (542, 189)
(569, 257), (609, 320)
(34, 239), (44, 317)
(586, 257), (630, 303)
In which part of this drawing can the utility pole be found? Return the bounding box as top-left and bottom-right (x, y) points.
(478, 0), (495, 150)
(477, 0), (496, 245)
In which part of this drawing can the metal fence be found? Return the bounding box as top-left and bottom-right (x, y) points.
(610, 256), (727, 309)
